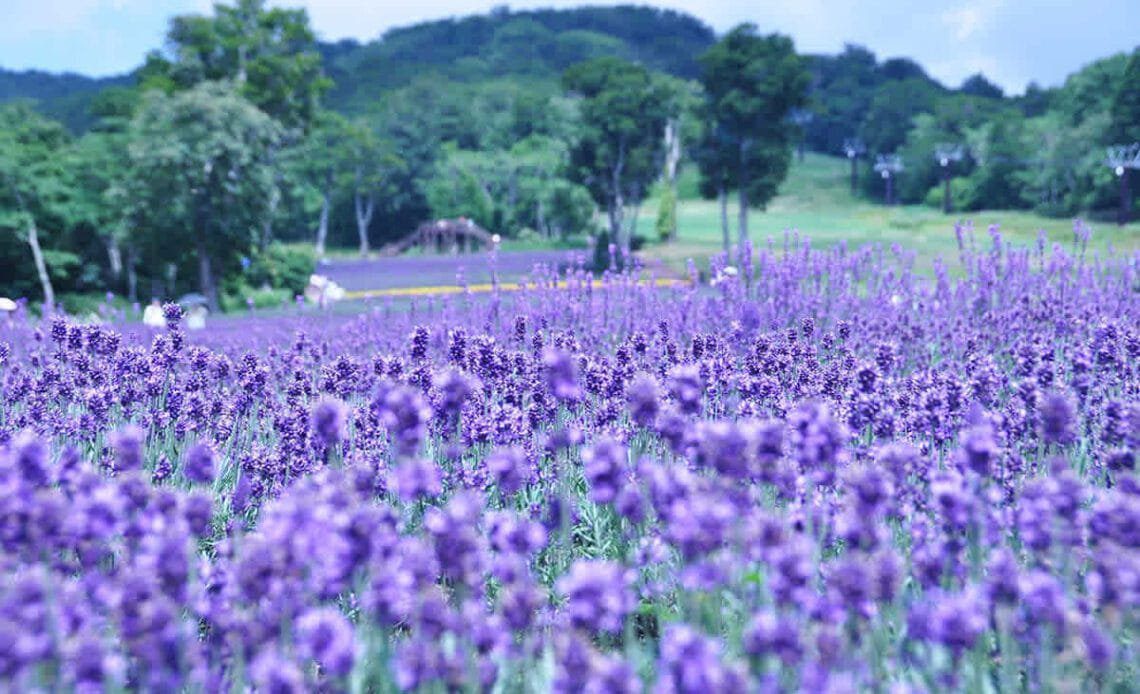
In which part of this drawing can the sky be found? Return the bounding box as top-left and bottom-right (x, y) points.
(2, 0), (1137, 95)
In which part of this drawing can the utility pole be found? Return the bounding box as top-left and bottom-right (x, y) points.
(843, 138), (865, 195)
(874, 154), (904, 206)
(790, 109), (813, 162)
(1106, 144), (1140, 225)
(934, 143), (964, 214)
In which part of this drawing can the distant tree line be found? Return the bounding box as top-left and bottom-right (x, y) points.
(1, 1), (1136, 311)
(802, 44), (1140, 215)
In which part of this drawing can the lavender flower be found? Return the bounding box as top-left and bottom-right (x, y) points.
(557, 560), (634, 634)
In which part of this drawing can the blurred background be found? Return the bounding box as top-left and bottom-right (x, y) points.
(2, 1), (1138, 314)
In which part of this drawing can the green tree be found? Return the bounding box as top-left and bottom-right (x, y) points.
(1108, 48), (1140, 143)
(693, 113), (737, 252)
(142, 0), (328, 133)
(347, 121), (404, 255)
(59, 130), (131, 292)
(859, 79), (938, 154)
(962, 113), (1030, 210)
(125, 81), (281, 311)
(0, 102), (71, 307)
(288, 111), (356, 256)
(699, 24), (809, 243)
(563, 57), (670, 253)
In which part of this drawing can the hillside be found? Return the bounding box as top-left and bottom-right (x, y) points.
(638, 152), (1140, 270)
(320, 5), (715, 113)
(1, 5), (716, 128)
(0, 68), (130, 132)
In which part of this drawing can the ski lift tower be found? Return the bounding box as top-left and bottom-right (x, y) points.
(934, 143), (964, 214)
(874, 154), (904, 206)
(843, 138), (865, 194)
(1106, 144), (1140, 225)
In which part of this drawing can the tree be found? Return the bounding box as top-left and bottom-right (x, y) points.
(288, 111), (355, 257)
(143, 0), (328, 133)
(693, 114), (736, 252)
(126, 81), (281, 311)
(656, 76), (702, 242)
(699, 24), (809, 243)
(801, 45), (881, 155)
(347, 122), (404, 255)
(1108, 48), (1140, 143)
(859, 79), (938, 154)
(563, 57), (670, 253)
(959, 73), (1004, 99)
(0, 103), (71, 308)
(59, 131), (131, 292)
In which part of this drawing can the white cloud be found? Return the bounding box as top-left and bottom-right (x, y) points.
(940, 0), (1002, 41)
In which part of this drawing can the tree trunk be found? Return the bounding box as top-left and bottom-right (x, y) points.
(850, 157), (858, 194)
(718, 185), (729, 254)
(663, 119), (681, 242)
(1120, 168), (1131, 226)
(26, 218), (55, 310)
(196, 233), (219, 313)
(628, 195), (642, 242)
(106, 236), (123, 280)
(943, 169), (952, 214)
(315, 189), (331, 257)
(126, 245), (139, 304)
(261, 184), (280, 252)
(355, 191), (374, 256)
(609, 141), (626, 252)
(536, 197), (548, 238)
(193, 197), (219, 312)
(738, 185), (749, 247)
(738, 140), (750, 245)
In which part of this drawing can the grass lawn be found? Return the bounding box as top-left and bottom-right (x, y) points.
(635, 153), (1140, 271)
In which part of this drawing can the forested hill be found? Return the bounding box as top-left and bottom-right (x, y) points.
(0, 69), (131, 132)
(320, 6), (716, 113)
(0, 5), (716, 130)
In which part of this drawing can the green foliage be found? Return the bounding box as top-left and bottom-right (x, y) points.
(0, 69), (130, 132)
(961, 115), (1031, 210)
(321, 6), (715, 113)
(0, 101), (74, 302)
(142, 0), (329, 133)
(656, 186), (678, 241)
(541, 180), (596, 239)
(698, 24), (809, 225)
(959, 73), (1004, 99)
(1108, 48), (1140, 143)
(564, 57), (673, 245)
(246, 243), (314, 294)
(220, 282), (292, 312)
(859, 79), (939, 154)
(424, 154), (496, 231)
(923, 177), (972, 210)
(1050, 53), (1129, 127)
(124, 80), (282, 310)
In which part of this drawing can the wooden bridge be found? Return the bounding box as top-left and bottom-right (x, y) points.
(379, 218), (498, 256)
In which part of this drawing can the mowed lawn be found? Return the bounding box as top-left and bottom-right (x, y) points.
(636, 153), (1140, 271)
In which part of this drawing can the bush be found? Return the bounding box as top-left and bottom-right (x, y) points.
(923, 177), (974, 211)
(220, 283), (292, 313)
(56, 292), (130, 318)
(247, 244), (314, 295)
(656, 186), (677, 241)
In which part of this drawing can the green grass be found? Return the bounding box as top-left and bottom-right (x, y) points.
(637, 153), (1140, 271)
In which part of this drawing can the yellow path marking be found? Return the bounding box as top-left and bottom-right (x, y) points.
(344, 278), (689, 299)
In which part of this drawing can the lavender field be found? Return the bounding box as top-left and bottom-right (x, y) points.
(1, 229), (1138, 692)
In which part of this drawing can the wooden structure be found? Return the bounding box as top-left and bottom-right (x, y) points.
(381, 218), (497, 256)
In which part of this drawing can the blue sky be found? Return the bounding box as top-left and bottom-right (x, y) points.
(2, 1), (1137, 94)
